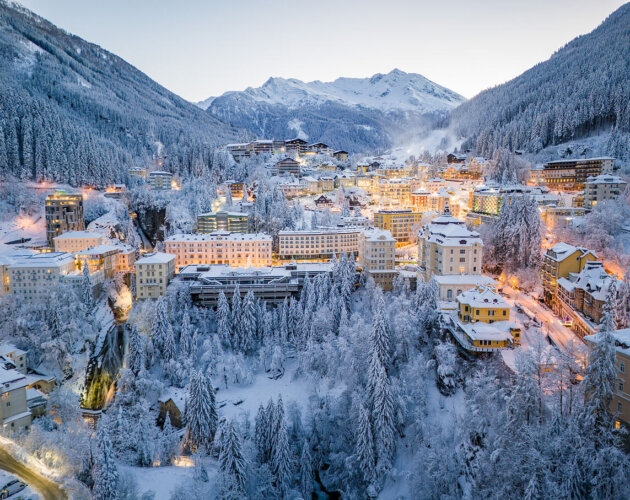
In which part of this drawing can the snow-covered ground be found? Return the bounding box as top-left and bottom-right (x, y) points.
(0, 470), (38, 499)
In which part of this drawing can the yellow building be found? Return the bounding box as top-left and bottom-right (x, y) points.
(358, 229), (397, 290)
(373, 210), (422, 243)
(277, 229), (361, 261)
(585, 329), (630, 428)
(377, 178), (412, 205)
(134, 252), (175, 300)
(542, 242), (597, 305)
(149, 171), (173, 190)
(457, 286), (510, 324)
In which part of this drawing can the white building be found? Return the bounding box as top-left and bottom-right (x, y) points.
(277, 228), (362, 261)
(165, 232), (272, 270)
(8, 253), (77, 301)
(134, 252), (176, 300)
(358, 229), (396, 272)
(0, 361), (32, 432)
(53, 230), (104, 253)
(583, 174), (627, 210)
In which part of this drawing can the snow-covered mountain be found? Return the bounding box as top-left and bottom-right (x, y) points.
(199, 70), (465, 153)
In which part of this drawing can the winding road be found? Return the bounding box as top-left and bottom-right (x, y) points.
(0, 447), (67, 500)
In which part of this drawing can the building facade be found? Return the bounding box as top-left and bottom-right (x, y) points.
(53, 231), (104, 253)
(374, 210), (423, 243)
(543, 157), (614, 191)
(45, 191), (85, 247)
(165, 232), (272, 269)
(274, 158), (301, 176)
(134, 252), (176, 300)
(542, 242), (597, 305)
(197, 211), (249, 233)
(277, 229), (361, 261)
(583, 174), (627, 210)
(149, 171), (173, 190)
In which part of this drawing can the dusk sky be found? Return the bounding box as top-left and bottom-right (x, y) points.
(17, 0), (627, 102)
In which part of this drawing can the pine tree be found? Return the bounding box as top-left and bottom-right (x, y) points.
(368, 351), (396, 475)
(82, 259), (94, 310)
(355, 402), (376, 486)
(152, 297), (169, 353)
(255, 403), (270, 464)
(231, 284), (242, 348)
(581, 291), (619, 435)
(272, 405), (292, 493)
(128, 324), (145, 375)
(136, 411), (155, 466)
(184, 370), (218, 452)
(370, 293), (391, 368)
(240, 290), (257, 353)
(299, 439), (314, 499)
(218, 420), (246, 494)
(163, 323), (176, 362)
(161, 413), (180, 465)
(217, 290), (232, 348)
(92, 420), (119, 500)
(179, 311), (192, 358)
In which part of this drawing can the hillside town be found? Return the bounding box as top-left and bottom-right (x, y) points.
(1, 136), (629, 498)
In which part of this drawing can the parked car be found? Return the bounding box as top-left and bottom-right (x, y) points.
(0, 480), (26, 499)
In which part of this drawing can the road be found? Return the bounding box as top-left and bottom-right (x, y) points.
(0, 447), (67, 500)
(502, 286), (587, 356)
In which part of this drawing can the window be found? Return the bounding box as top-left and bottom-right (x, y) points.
(621, 362), (625, 373)
(619, 382), (624, 392)
(618, 402), (623, 413)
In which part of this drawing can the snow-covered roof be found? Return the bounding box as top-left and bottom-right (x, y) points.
(561, 261), (619, 301)
(456, 286), (508, 309)
(7, 252), (75, 269)
(0, 344), (26, 357)
(53, 230), (101, 240)
(545, 157), (614, 165)
(279, 228), (362, 236)
(75, 245), (121, 256)
(135, 252), (175, 265)
(433, 275), (496, 286)
(149, 171), (172, 176)
(585, 328), (630, 357)
(0, 365), (28, 392)
(198, 211), (248, 217)
(166, 232), (271, 242)
(460, 321), (515, 342)
(362, 229), (395, 242)
(585, 174), (626, 185)
(544, 242), (593, 262)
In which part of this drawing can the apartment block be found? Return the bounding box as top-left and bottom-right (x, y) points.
(543, 157), (614, 191)
(197, 211), (249, 233)
(583, 174), (627, 210)
(53, 231), (104, 253)
(165, 232), (272, 269)
(541, 242), (597, 305)
(358, 229), (397, 290)
(277, 228), (361, 261)
(149, 171), (173, 190)
(134, 252), (176, 300)
(8, 253), (77, 301)
(377, 179), (412, 204)
(0, 361), (32, 432)
(374, 210), (422, 243)
(274, 158), (301, 176)
(45, 191), (85, 247)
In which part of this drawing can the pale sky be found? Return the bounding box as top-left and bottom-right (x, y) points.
(16, 0), (628, 102)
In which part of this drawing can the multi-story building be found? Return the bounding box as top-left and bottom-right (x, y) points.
(165, 232), (272, 269)
(128, 168), (147, 181)
(53, 231), (104, 253)
(585, 328), (630, 427)
(583, 174), (627, 210)
(377, 166), (412, 179)
(0, 360), (32, 432)
(197, 211), (249, 233)
(541, 242), (597, 305)
(339, 216), (369, 228)
(45, 191), (85, 247)
(374, 210), (423, 243)
(134, 252), (176, 300)
(113, 244), (137, 273)
(285, 138), (309, 156)
(334, 171), (357, 188)
(308, 142), (331, 155)
(555, 261), (620, 338)
(543, 157), (615, 191)
(176, 262), (334, 306)
(75, 245), (121, 279)
(358, 229), (397, 290)
(377, 179), (412, 205)
(540, 205), (587, 231)
(226, 143), (252, 160)
(7, 252), (79, 301)
(149, 171), (173, 190)
(418, 206), (491, 301)
(274, 158), (301, 176)
(333, 150), (349, 162)
(448, 286), (521, 352)
(277, 228), (361, 261)
(318, 177), (335, 192)
(226, 181), (245, 199)
(425, 178), (446, 193)
(279, 180), (309, 199)
(0, 249), (37, 295)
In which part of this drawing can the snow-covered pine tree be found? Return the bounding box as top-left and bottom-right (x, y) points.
(92, 420), (119, 500)
(370, 292), (391, 368)
(218, 420), (247, 495)
(355, 402), (376, 486)
(217, 290), (232, 348)
(128, 324), (145, 375)
(82, 259), (94, 310)
(581, 291), (619, 436)
(163, 323), (176, 362)
(368, 351), (396, 476)
(136, 411), (156, 466)
(160, 413), (180, 465)
(231, 284), (242, 348)
(152, 297), (169, 354)
(271, 405), (293, 494)
(240, 290), (257, 353)
(225, 188), (233, 208)
(299, 439), (314, 499)
(179, 311), (192, 358)
(184, 370), (218, 452)
(255, 403), (271, 464)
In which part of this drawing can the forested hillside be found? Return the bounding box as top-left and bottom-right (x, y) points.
(451, 3), (630, 159)
(0, 0), (240, 186)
